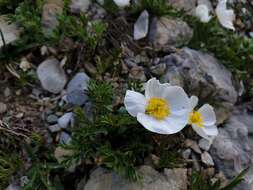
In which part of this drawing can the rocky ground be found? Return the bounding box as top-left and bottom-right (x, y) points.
(0, 0), (253, 190)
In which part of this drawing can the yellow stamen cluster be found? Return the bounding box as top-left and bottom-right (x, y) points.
(145, 98), (170, 120)
(189, 111), (204, 128)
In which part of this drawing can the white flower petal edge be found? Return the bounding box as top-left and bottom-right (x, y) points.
(124, 78), (189, 135)
(137, 113), (188, 134)
(187, 96), (218, 141)
(190, 95), (199, 110)
(192, 125), (218, 142)
(198, 104), (216, 126)
(113, 0), (130, 7)
(215, 0), (235, 30)
(163, 86), (190, 116)
(145, 78), (170, 99)
(195, 4), (212, 23)
(124, 90), (147, 117)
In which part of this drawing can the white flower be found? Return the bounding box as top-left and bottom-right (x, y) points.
(188, 96), (218, 141)
(215, 0), (235, 30)
(195, 4), (212, 23)
(113, 0), (130, 7)
(124, 78), (190, 134)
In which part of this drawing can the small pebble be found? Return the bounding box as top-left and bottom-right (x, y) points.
(182, 148), (191, 159)
(134, 10), (149, 40)
(191, 152), (201, 171)
(150, 63), (166, 75)
(185, 139), (202, 154)
(198, 138), (212, 151)
(15, 113), (24, 118)
(249, 32), (253, 38)
(66, 72), (90, 106)
(47, 114), (58, 124)
(20, 176), (29, 187)
(4, 87), (11, 97)
(0, 102), (7, 114)
(201, 151), (214, 166)
(48, 124), (61, 133)
(59, 132), (71, 144)
(5, 184), (21, 190)
(37, 58), (67, 94)
(58, 112), (74, 129)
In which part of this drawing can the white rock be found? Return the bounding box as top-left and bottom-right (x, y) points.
(249, 32), (253, 38)
(185, 139), (202, 154)
(199, 138), (212, 151)
(113, 0), (130, 7)
(5, 184), (20, 190)
(0, 15), (20, 48)
(42, 1), (63, 35)
(67, 72), (90, 92)
(0, 102), (7, 114)
(70, 0), (91, 13)
(149, 17), (193, 49)
(19, 58), (31, 72)
(167, 0), (196, 13)
(134, 10), (149, 40)
(58, 112), (74, 129)
(82, 166), (188, 190)
(201, 151), (214, 166)
(66, 72), (90, 105)
(48, 124), (61, 133)
(97, 0), (104, 4)
(182, 148), (192, 159)
(59, 132), (71, 144)
(37, 58), (67, 94)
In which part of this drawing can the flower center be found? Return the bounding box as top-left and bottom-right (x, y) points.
(189, 111), (204, 127)
(145, 97), (170, 120)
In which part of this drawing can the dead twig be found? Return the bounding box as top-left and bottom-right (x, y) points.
(0, 120), (29, 139)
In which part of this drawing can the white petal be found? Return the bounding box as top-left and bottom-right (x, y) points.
(137, 113), (187, 134)
(192, 125), (218, 141)
(134, 10), (149, 40)
(216, 0), (235, 30)
(190, 95), (199, 110)
(124, 90), (147, 117)
(163, 86), (190, 115)
(113, 0), (130, 7)
(203, 125), (218, 136)
(198, 104), (216, 126)
(145, 78), (170, 99)
(195, 4), (212, 23)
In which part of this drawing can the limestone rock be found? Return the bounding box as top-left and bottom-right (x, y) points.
(81, 166), (187, 190)
(58, 112), (74, 129)
(66, 72), (90, 105)
(134, 10), (149, 40)
(167, 0), (196, 13)
(149, 17), (193, 49)
(201, 151), (214, 166)
(0, 15), (20, 49)
(37, 58), (67, 94)
(70, 0), (91, 14)
(42, 0), (64, 35)
(210, 102), (253, 190)
(160, 48), (237, 123)
(198, 138), (212, 151)
(0, 102), (7, 114)
(5, 184), (21, 190)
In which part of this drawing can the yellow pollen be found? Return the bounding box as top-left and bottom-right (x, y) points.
(145, 97), (170, 120)
(189, 111), (204, 128)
